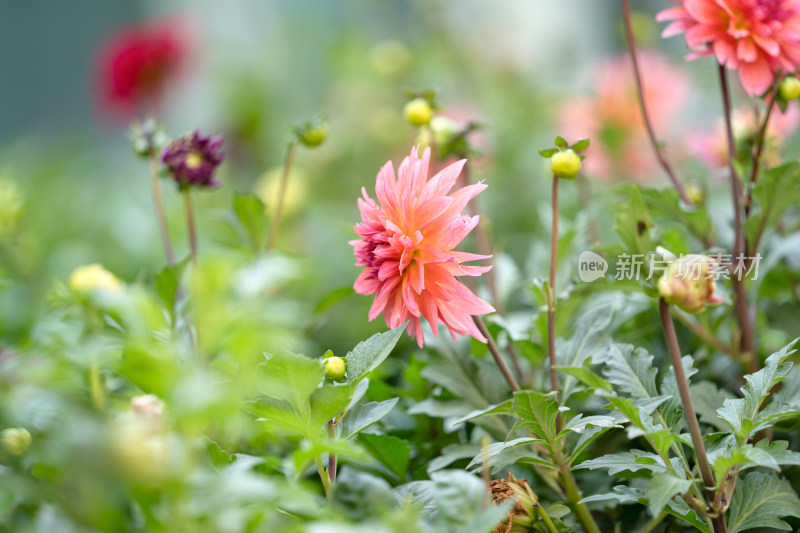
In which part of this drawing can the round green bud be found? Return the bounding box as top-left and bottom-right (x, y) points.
(324, 356), (346, 381)
(687, 183), (704, 205)
(1, 427), (31, 456)
(299, 123), (328, 148)
(779, 76), (800, 101)
(550, 149), (582, 179)
(404, 98), (433, 127)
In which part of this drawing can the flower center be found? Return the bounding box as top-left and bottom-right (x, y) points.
(185, 152), (203, 169)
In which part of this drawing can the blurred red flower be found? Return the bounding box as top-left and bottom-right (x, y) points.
(95, 18), (189, 117)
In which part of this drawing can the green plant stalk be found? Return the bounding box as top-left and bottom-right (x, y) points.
(536, 502), (560, 533)
(183, 189), (198, 265)
(745, 73), (781, 218)
(149, 152), (175, 265)
(620, 0), (692, 207)
(718, 65), (757, 375)
(473, 315), (520, 392)
(558, 461), (600, 533)
(266, 140), (297, 251)
(659, 298), (727, 533)
(315, 456), (331, 498)
(548, 177), (559, 397)
(327, 420), (336, 484)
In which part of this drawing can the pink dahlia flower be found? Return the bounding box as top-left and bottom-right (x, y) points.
(350, 147), (495, 347)
(557, 51), (690, 183)
(657, 0), (800, 95)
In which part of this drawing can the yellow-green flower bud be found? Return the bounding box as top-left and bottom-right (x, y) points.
(298, 122), (328, 148)
(658, 255), (723, 313)
(779, 76), (800, 101)
(69, 264), (123, 294)
(1, 427), (31, 456)
(550, 149), (582, 179)
(687, 183), (704, 205)
(404, 98), (433, 127)
(324, 356), (346, 381)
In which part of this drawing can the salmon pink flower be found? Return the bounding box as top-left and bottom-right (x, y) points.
(557, 51), (690, 183)
(657, 0), (800, 95)
(350, 147), (495, 347)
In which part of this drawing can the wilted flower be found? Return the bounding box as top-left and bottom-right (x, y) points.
(95, 18), (188, 116)
(162, 131), (225, 189)
(557, 51), (690, 183)
(69, 264), (124, 294)
(657, 0), (800, 95)
(1, 427), (31, 456)
(658, 254), (724, 313)
(350, 147), (495, 346)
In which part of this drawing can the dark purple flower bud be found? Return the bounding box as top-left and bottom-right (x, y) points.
(162, 130), (224, 188)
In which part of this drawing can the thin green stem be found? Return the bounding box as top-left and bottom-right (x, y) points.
(536, 502), (560, 533)
(548, 177), (559, 397)
(473, 315), (520, 392)
(315, 456), (331, 497)
(718, 65), (757, 374)
(149, 153), (175, 265)
(620, 0), (692, 206)
(89, 358), (105, 411)
(183, 189), (198, 265)
(559, 462), (601, 533)
(266, 140), (298, 251)
(637, 511), (668, 533)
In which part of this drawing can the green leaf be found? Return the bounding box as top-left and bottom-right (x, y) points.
(345, 324), (407, 388)
(539, 148), (559, 158)
(232, 193), (268, 253)
(744, 161), (800, 245)
(614, 186), (655, 255)
(358, 433), (410, 481)
(426, 444), (480, 474)
(309, 383), (352, 430)
(511, 391), (560, 453)
(260, 351), (324, 415)
(580, 485), (645, 505)
(690, 381), (735, 431)
(601, 343), (658, 399)
(659, 355), (699, 431)
(754, 439), (800, 466)
(452, 399), (513, 425)
(575, 450), (668, 475)
(645, 472), (692, 515)
(465, 437), (552, 472)
(603, 395), (674, 459)
(717, 339), (798, 443)
(431, 470), (508, 531)
(338, 398), (399, 440)
(333, 468), (396, 521)
(154, 258), (189, 322)
(556, 305), (614, 400)
(571, 138), (590, 152)
(727, 472), (800, 533)
(710, 443), (780, 488)
(558, 414), (621, 437)
(554, 366), (612, 392)
(554, 136), (568, 149)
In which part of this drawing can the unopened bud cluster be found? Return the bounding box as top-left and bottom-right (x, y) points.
(658, 254), (723, 313)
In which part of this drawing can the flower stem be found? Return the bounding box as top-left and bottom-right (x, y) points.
(183, 189), (198, 265)
(718, 65), (757, 373)
(315, 456), (331, 497)
(659, 298), (726, 532)
(266, 140), (298, 251)
(558, 462), (600, 533)
(327, 420), (336, 484)
(548, 177), (559, 397)
(473, 315), (520, 392)
(89, 358), (105, 411)
(620, 0), (692, 206)
(536, 502), (559, 533)
(149, 152), (175, 265)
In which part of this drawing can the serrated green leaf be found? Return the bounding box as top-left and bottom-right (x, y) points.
(601, 343), (658, 399)
(558, 414), (621, 437)
(465, 437), (548, 472)
(614, 186), (655, 255)
(452, 399), (513, 425)
(260, 351), (324, 415)
(309, 383), (352, 430)
(659, 355), (699, 430)
(512, 391), (560, 453)
(754, 439), (800, 466)
(580, 485), (645, 505)
(646, 472), (692, 515)
(345, 324), (407, 387)
(690, 381), (735, 431)
(431, 470), (506, 531)
(338, 398), (398, 440)
(774, 364), (800, 407)
(727, 472), (800, 532)
(575, 450), (668, 475)
(710, 443), (780, 488)
(358, 433), (410, 480)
